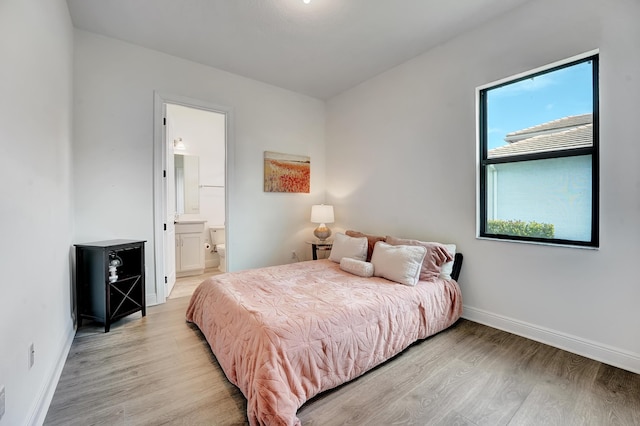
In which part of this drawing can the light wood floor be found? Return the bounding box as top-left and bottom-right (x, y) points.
(45, 294), (640, 425)
(168, 268), (223, 300)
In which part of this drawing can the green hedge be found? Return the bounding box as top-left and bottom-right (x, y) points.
(487, 219), (554, 238)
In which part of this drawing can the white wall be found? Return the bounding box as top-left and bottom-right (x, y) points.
(0, 0), (75, 424)
(326, 0), (640, 373)
(73, 30), (326, 303)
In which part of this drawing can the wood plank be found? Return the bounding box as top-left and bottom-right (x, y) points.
(571, 363), (640, 426)
(44, 299), (640, 426)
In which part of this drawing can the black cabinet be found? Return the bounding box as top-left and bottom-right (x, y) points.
(75, 240), (146, 332)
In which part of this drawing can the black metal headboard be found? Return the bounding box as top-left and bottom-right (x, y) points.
(451, 253), (463, 281)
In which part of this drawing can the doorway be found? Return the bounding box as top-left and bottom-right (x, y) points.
(152, 93), (233, 305)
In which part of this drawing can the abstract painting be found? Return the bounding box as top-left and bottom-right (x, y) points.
(264, 151), (310, 193)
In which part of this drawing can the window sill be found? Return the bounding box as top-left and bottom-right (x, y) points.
(476, 235), (599, 250)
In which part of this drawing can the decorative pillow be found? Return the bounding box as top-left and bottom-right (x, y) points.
(370, 241), (426, 286)
(328, 233), (368, 263)
(440, 244), (457, 280)
(385, 236), (454, 281)
(345, 230), (386, 262)
(340, 257), (374, 278)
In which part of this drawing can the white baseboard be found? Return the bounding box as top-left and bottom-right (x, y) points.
(28, 318), (76, 426)
(462, 305), (640, 375)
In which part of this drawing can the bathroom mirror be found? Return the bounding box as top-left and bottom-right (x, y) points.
(175, 154), (200, 214)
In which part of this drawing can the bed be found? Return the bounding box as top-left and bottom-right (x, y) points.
(186, 233), (463, 426)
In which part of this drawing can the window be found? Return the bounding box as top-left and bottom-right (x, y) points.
(478, 53), (599, 247)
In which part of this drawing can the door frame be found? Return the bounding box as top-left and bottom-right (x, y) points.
(152, 92), (234, 304)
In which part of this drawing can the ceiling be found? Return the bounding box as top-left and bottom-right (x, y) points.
(66, 0), (531, 100)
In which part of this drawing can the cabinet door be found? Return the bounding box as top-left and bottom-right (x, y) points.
(179, 233), (203, 271)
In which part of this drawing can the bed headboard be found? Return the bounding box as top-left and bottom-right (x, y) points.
(451, 253), (463, 281)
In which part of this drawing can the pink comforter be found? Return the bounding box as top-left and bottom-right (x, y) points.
(186, 259), (462, 425)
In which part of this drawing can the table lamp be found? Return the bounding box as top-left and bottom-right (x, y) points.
(311, 204), (334, 241)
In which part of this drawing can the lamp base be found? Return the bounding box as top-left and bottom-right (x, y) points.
(313, 225), (331, 241)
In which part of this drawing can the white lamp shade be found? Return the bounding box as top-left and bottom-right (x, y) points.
(311, 204), (334, 224)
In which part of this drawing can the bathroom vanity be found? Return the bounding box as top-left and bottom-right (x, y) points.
(175, 220), (206, 277)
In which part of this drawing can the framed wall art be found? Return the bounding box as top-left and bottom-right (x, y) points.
(264, 151), (310, 193)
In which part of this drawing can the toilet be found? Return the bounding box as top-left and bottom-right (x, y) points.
(209, 226), (226, 272)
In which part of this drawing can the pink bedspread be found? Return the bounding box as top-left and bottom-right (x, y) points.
(186, 259), (462, 425)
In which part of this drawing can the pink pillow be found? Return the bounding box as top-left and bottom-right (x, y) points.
(385, 236), (454, 281)
(346, 230), (386, 262)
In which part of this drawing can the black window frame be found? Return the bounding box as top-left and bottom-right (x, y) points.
(478, 54), (599, 248)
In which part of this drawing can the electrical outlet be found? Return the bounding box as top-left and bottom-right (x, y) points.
(28, 343), (35, 369)
(0, 385), (5, 420)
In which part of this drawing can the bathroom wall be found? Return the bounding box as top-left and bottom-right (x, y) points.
(167, 104), (226, 268)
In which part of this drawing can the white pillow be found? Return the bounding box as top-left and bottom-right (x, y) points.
(340, 257), (374, 277)
(440, 244), (457, 280)
(328, 233), (368, 263)
(370, 241), (427, 286)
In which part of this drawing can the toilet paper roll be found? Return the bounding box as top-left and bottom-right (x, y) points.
(204, 243), (211, 250)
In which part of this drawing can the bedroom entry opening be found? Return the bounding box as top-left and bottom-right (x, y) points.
(155, 96), (229, 304)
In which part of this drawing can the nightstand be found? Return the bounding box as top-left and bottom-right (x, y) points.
(74, 239), (146, 332)
(306, 240), (333, 260)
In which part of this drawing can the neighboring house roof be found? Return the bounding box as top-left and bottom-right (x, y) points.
(504, 113), (592, 142)
(489, 113), (593, 158)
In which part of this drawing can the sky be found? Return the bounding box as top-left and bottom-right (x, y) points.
(486, 59), (594, 150)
